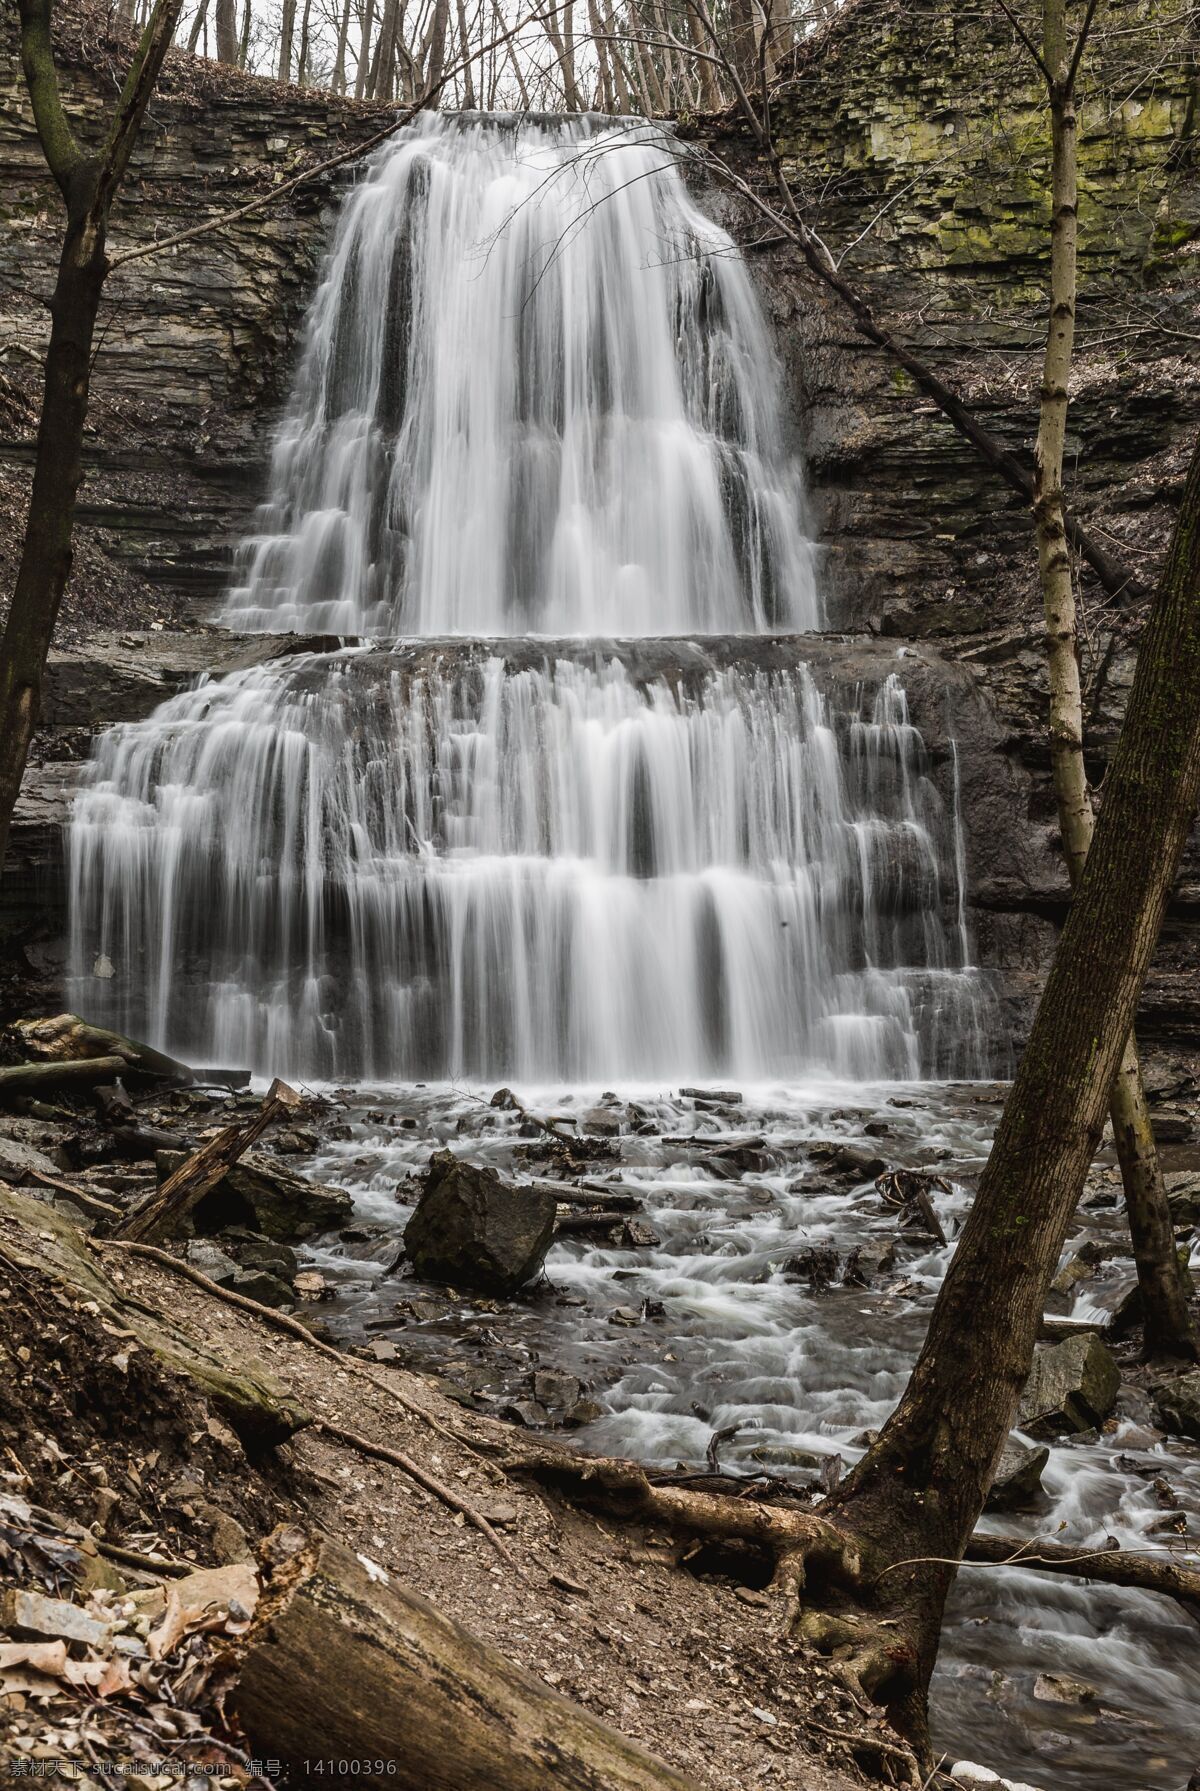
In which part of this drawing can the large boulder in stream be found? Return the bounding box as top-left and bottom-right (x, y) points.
(403, 1151), (556, 1295)
(1018, 1332), (1120, 1437)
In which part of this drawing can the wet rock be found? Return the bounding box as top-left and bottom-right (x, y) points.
(292, 1269), (328, 1300)
(607, 1305), (641, 1326)
(810, 1142), (888, 1181)
(565, 1397), (604, 1427)
(531, 1369), (583, 1411)
(272, 1125), (319, 1154)
(985, 1438), (1049, 1511)
(706, 1143), (774, 1180)
(501, 1398), (550, 1427)
(1152, 1369), (1200, 1441)
(402, 1150), (556, 1295)
(1018, 1333), (1121, 1437)
(1051, 1238), (1108, 1297)
(489, 1087), (520, 1109)
(841, 1239), (896, 1285)
(581, 1107), (621, 1137)
(622, 1218), (661, 1248)
(1032, 1671), (1097, 1705)
(224, 1232), (298, 1283)
(167, 1150), (353, 1243)
(783, 1244), (839, 1294)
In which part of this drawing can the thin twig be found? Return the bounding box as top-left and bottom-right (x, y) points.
(313, 1417), (524, 1576)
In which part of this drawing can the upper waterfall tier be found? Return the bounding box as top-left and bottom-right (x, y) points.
(223, 115), (819, 639)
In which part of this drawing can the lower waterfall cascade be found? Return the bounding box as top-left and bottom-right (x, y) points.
(66, 112), (989, 1085)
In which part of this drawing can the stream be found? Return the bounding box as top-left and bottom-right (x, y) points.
(302, 1079), (1200, 1791)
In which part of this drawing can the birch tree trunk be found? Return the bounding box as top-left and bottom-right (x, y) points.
(1032, 0), (1195, 1360)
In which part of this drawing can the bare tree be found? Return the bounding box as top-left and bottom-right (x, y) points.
(0, 0), (186, 876)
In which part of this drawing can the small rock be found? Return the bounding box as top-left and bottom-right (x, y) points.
(841, 1239), (896, 1285)
(607, 1305), (641, 1326)
(292, 1268), (328, 1300)
(531, 1370), (583, 1411)
(581, 1107), (621, 1137)
(490, 1087), (520, 1110)
(1033, 1671), (1097, 1705)
(622, 1218), (661, 1248)
(272, 1126), (319, 1155)
(733, 1586), (772, 1608)
(368, 1339), (399, 1361)
(985, 1438), (1049, 1512)
(565, 1397), (604, 1426)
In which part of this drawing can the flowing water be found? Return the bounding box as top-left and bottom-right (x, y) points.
(64, 112), (1198, 1787)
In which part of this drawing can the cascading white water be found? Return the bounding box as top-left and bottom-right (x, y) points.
(224, 115), (818, 638)
(68, 651), (987, 1080)
(67, 113), (989, 1082)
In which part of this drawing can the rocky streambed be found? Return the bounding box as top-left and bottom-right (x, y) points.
(292, 1079), (1200, 1791)
(4, 1068), (1199, 1789)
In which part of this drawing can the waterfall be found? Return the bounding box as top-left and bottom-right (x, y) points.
(67, 115), (989, 1085)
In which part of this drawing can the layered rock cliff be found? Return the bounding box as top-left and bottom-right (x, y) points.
(1, 0), (1197, 1074)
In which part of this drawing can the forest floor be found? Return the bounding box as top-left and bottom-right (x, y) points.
(0, 1159), (900, 1791)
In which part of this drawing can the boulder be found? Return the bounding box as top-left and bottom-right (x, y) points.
(1018, 1333), (1121, 1437)
(985, 1438), (1049, 1512)
(403, 1151), (556, 1295)
(1152, 1369), (1200, 1442)
(1166, 1171), (1200, 1226)
(580, 1106), (621, 1138)
(159, 1148), (352, 1243)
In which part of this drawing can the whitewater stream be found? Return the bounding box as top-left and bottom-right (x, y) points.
(63, 113), (1200, 1786)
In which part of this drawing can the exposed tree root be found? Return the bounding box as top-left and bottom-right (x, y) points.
(312, 1418), (525, 1577)
(506, 1448), (918, 1709)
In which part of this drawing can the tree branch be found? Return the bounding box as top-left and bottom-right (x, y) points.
(92, 0), (188, 222)
(16, 0), (86, 202)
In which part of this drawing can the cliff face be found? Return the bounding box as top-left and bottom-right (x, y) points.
(1, 2), (1197, 1073)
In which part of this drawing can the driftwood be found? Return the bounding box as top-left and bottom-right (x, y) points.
(0, 1055), (132, 1096)
(7, 1014), (195, 1083)
(0, 1185), (309, 1450)
(115, 1078), (301, 1243)
(233, 1532), (700, 1791)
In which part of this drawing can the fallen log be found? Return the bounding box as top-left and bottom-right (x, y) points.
(7, 1014), (195, 1083)
(0, 1055), (132, 1097)
(233, 1531), (700, 1791)
(0, 1185), (309, 1451)
(554, 1209), (638, 1233)
(115, 1078), (301, 1244)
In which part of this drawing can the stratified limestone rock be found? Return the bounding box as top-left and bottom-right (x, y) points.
(403, 1151), (557, 1295)
(1018, 1333), (1121, 1437)
(156, 1147), (352, 1243)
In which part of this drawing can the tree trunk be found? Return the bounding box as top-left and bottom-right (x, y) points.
(277, 0), (296, 81)
(820, 427), (1200, 1744)
(238, 0), (252, 67)
(187, 0), (209, 52)
(454, 0), (475, 104)
(1031, 0), (1195, 1360)
(233, 1532), (700, 1791)
(354, 0), (377, 96)
(296, 0), (313, 84)
(686, 0), (721, 111)
(214, 0), (238, 61)
(424, 0), (450, 94)
(0, 199), (106, 879)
